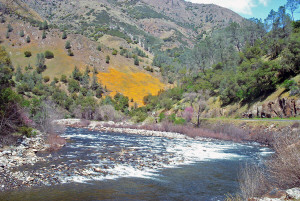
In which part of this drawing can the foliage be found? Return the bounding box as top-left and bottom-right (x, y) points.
(65, 41), (71, 49)
(24, 51), (32, 57)
(44, 51), (54, 59)
(106, 55), (110, 64)
(62, 31), (67, 39)
(26, 36), (31, 43)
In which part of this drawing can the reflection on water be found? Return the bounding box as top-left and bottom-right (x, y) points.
(0, 128), (271, 200)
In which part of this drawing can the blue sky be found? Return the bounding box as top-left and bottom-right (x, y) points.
(186, 0), (300, 21)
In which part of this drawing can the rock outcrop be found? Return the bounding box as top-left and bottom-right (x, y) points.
(243, 98), (300, 118)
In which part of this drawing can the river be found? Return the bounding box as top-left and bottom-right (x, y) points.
(0, 127), (272, 201)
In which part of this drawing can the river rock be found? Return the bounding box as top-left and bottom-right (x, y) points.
(286, 188), (300, 199)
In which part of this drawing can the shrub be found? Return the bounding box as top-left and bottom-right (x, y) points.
(42, 30), (46, 39)
(44, 50), (54, 59)
(65, 41), (71, 49)
(182, 106), (194, 122)
(60, 74), (67, 83)
(97, 45), (101, 51)
(19, 30), (24, 37)
(26, 36), (31, 43)
(43, 76), (50, 83)
(174, 118), (186, 125)
(112, 49), (118, 55)
(67, 49), (74, 56)
(7, 24), (13, 32)
(24, 51), (32, 57)
(62, 31), (67, 39)
(95, 105), (123, 122)
(159, 112), (166, 122)
(18, 126), (33, 138)
(106, 55), (110, 64)
(134, 56), (139, 65)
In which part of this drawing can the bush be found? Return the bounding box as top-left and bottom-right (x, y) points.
(26, 36), (31, 43)
(65, 41), (71, 49)
(19, 30), (24, 37)
(44, 50), (54, 59)
(67, 49), (74, 56)
(97, 45), (101, 51)
(24, 51), (32, 57)
(18, 126), (33, 138)
(7, 24), (13, 32)
(62, 31), (67, 39)
(43, 76), (50, 83)
(60, 74), (67, 83)
(174, 118), (186, 125)
(106, 55), (110, 64)
(112, 49), (118, 55)
(42, 30), (46, 39)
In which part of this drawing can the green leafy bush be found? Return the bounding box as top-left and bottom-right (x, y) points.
(24, 51), (32, 57)
(18, 126), (33, 138)
(44, 50), (54, 59)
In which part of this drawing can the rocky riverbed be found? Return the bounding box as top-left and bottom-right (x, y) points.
(0, 132), (50, 191)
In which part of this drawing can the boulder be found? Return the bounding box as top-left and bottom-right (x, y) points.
(286, 188), (300, 199)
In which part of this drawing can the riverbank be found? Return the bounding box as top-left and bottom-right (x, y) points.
(0, 131), (48, 191)
(54, 118), (298, 146)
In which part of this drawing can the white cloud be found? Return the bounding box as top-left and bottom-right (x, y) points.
(186, 0), (269, 15)
(258, 0), (270, 6)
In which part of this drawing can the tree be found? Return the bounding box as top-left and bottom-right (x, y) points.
(62, 31), (67, 39)
(106, 55), (110, 64)
(36, 53), (46, 74)
(60, 74), (67, 83)
(42, 30), (46, 39)
(134, 56), (139, 66)
(68, 79), (80, 93)
(91, 74), (100, 90)
(67, 49), (74, 56)
(42, 21), (48, 30)
(26, 36), (31, 43)
(7, 24), (13, 32)
(6, 31), (9, 39)
(286, 0), (299, 21)
(44, 50), (54, 59)
(43, 76), (50, 83)
(24, 51), (32, 57)
(72, 66), (82, 81)
(19, 30), (24, 37)
(112, 49), (118, 55)
(15, 66), (23, 82)
(65, 41), (71, 49)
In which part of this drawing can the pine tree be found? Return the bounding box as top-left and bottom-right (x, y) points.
(62, 31), (67, 39)
(134, 56), (139, 66)
(106, 55), (110, 64)
(26, 36), (31, 43)
(42, 30), (46, 39)
(19, 30), (24, 37)
(65, 41), (71, 49)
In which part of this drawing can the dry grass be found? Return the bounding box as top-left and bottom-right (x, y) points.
(266, 131), (300, 189)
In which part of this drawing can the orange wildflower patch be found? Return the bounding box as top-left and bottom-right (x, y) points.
(97, 68), (165, 106)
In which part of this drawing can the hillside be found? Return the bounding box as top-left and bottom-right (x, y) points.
(20, 0), (243, 49)
(0, 15), (167, 106)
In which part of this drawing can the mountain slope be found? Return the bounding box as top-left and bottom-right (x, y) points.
(20, 0), (244, 49)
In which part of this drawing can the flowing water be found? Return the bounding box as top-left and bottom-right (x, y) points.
(0, 127), (272, 201)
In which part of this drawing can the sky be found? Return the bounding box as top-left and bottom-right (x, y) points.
(186, 0), (300, 21)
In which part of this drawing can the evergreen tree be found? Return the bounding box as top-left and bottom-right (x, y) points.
(65, 41), (71, 49)
(62, 31), (67, 39)
(19, 30), (24, 37)
(42, 30), (46, 39)
(106, 55), (110, 64)
(72, 66), (82, 81)
(26, 36), (31, 43)
(15, 66), (23, 82)
(134, 56), (139, 66)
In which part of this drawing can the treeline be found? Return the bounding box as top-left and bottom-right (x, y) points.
(151, 4), (299, 106)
